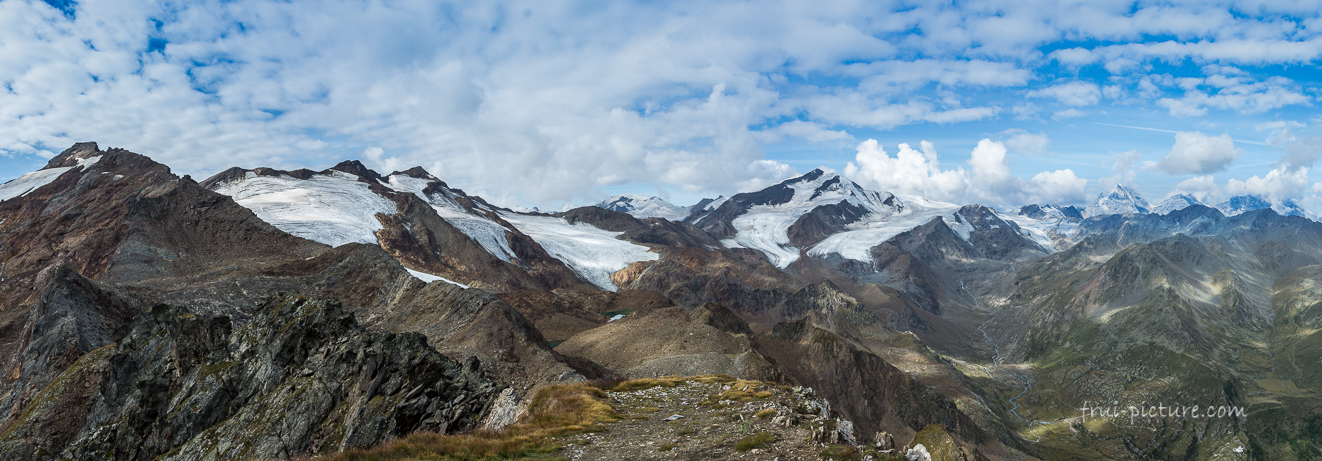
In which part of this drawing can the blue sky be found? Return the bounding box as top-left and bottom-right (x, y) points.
(1, 0), (1320, 212)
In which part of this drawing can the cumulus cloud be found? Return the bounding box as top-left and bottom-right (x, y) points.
(1266, 125), (1322, 170)
(1001, 130), (1050, 156)
(1169, 175), (1222, 203)
(1226, 166), (1311, 202)
(844, 138), (1086, 207)
(1148, 132), (1241, 175)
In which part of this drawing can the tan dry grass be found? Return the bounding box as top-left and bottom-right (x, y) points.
(315, 383), (618, 461)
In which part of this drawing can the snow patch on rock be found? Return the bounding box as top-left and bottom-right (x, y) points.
(210, 171), (398, 247)
(500, 212), (658, 291)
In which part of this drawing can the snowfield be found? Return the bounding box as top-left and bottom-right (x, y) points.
(406, 268), (470, 289)
(210, 171), (398, 247)
(596, 195), (692, 221)
(1000, 213), (1073, 253)
(722, 170), (902, 267)
(499, 212), (658, 291)
(806, 195), (973, 262)
(0, 155), (102, 202)
(384, 174), (518, 262)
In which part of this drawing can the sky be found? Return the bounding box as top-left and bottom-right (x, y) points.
(2, 0), (1321, 212)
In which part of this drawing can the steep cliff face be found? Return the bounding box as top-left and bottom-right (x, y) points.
(0, 267), (141, 441)
(0, 292), (501, 460)
(753, 313), (994, 453)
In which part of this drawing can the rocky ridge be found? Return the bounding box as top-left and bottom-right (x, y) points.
(0, 292), (501, 460)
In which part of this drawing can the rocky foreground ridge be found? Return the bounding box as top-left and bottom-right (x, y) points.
(0, 281), (501, 460)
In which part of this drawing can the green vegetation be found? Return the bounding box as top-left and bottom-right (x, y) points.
(821, 444), (861, 460)
(733, 432), (775, 451)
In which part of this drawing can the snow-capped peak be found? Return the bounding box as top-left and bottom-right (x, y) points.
(1152, 193), (1206, 215)
(1016, 204), (1083, 222)
(595, 194), (691, 221)
(717, 167), (920, 267)
(778, 168), (896, 211)
(1216, 195), (1309, 218)
(1084, 184), (1150, 218)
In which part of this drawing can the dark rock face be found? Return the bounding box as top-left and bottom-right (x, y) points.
(755, 314), (989, 448)
(956, 205), (1048, 259)
(0, 267), (141, 445)
(785, 201), (871, 248)
(560, 206), (719, 248)
(372, 184), (585, 291)
(611, 247), (799, 320)
(0, 293), (500, 460)
(1017, 204), (1082, 221)
(329, 159), (385, 183)
(44, 142), (101, 168)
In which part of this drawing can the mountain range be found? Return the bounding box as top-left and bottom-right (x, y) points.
(0, 143), (1318, 460)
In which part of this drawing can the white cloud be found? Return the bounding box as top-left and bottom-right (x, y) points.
(1011, 103), (1040, 120)
(1169, 175), (1222, 203)
(844, 140), (968, 201)
(1052, 109), (1086, 120)
(1001, 129), (1050, 156)
(362, 146), (405, 174)
(1108, 149), (1142, 186)
(1049, 47), (1095, 67)
(1027, 81), (1102, 106)
(1226, 166), (1311, 202)
(802, 92), (998, 129)
(844, 138), (1086, 207)
(1028, 169), (1088, 204)
(1156, 76), (1310, 116)
(849, 59), (1031, 93)
(752, 120), (851, 144)
(1150, 131), (1241, 175)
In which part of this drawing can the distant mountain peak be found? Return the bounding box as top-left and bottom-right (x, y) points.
(45, 141), (102, 170)
(329, 160), (384, 183)
(595, 194), (691, 221)
(1084, 184), (1150, 218)
(1018, 204), (1083, 221)
(1216, 194), (1309, 218)
(1152, 193), (1206, 215)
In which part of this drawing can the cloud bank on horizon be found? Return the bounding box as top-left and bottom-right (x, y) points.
(1, 0), (1321, 211)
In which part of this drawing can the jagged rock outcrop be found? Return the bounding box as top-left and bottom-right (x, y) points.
(0, 292), (501, 460)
